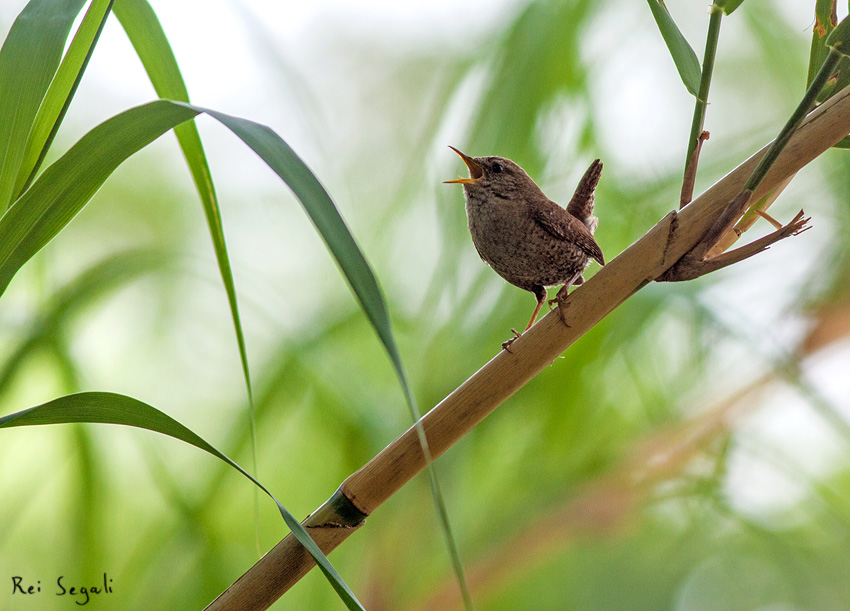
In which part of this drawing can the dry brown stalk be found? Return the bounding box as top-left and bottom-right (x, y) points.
(708, 173), (796, 256)
(205, 85), (850, 611)
(680, 129), (710, 209)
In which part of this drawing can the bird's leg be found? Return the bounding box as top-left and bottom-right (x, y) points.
(502, 286), (547, 352)
(547, 270), (584, 326)
(524, 293), (546, 331)
(501, 329), (522, 352)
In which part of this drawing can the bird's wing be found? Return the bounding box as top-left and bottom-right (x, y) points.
(566, 159), (602, 231)
(532, 204), (605, 266)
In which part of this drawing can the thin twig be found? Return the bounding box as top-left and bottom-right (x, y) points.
(755, 208), (784, 230)
(707, 173), (794, 256)
(680, 4), (723, 209)
(680, 130), (710, 209)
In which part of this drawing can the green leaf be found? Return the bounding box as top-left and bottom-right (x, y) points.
(826, 14), (850, 56)
(112, 0), (258, 474)
(0, 101), (198, 297)
(646, 0), (702, 97)
(0, 0), (88, 211)
(807, 0), (836, 89)
(715, 0), (745, 15)
(13, 0), (114, 197)
(196, 111), (435, 551)
(0, 392), (365, 610)
(814, 11), (850, 125)
(198, 107), (401, 375)
(806, 3), (850, 137)
(744, 40), (845, 192)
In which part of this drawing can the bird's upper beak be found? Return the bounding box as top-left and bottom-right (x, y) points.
(444, 146), (484, 184)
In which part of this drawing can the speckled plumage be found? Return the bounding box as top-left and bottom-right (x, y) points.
(446, 148), (604, 347)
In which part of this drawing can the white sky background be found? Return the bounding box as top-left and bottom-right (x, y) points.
(73, 0), (518, 146)
(1, 0), (848, 519)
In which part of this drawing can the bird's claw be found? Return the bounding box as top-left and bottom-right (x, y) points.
(501, 328), (522, 352)
(547, 297), (570, 327)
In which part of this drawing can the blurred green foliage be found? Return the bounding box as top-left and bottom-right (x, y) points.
(2, 0), (850, 609)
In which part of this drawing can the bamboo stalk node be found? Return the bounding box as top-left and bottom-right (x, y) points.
(313, 487), (370, 525)
(659, 209), (680, 270)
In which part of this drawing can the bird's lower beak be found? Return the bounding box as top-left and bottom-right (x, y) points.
(444, 146), (483, 184)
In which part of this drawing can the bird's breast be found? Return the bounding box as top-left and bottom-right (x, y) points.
(464, 192), (589, 290)
(465, 195), (529, 260)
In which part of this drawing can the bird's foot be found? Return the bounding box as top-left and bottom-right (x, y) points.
(547, 295), (571, 327)
(501, 328), (522, 352)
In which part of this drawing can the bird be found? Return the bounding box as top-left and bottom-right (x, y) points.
(445, 146), (605, 350)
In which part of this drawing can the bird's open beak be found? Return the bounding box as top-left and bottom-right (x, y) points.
(444, 146), (484, 184)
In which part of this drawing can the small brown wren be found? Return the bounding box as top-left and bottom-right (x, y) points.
(445, 147), (605, 350)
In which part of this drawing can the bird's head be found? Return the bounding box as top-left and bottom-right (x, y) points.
(444, 146), (538, 200)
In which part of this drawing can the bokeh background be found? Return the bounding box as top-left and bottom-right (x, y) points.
(2, 0), (850, 609)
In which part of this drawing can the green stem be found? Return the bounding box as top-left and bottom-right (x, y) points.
(744, 46), (844, 192)
(684, 5), (723, 170)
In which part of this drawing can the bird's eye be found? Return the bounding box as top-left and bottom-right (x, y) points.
(492, 163), (503, 174)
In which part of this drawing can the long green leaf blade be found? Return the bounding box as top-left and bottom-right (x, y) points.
(13, 0), (114, 197)
(201, 110), (472, 609)
(0, 98), (401, 401)
(808, 0), (837, 89)
(0, 0), (88, 211)
(818, 9), (850, 147)
(112, 0), (259, 498)
(0, 101), (199, 296)
(111, 0), (250, 380)
(0, 392), (364, 610)
(199, 107), (471, 606)
(646, 0), (702, 97)
(198, 108), (400, 370)
(196, 110), (475, 603)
